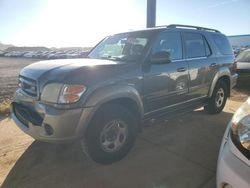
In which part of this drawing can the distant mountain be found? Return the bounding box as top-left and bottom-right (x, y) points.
(0, 42), (14, 51)
(0, 42), (92, 52)
(5, 46), (49, 52)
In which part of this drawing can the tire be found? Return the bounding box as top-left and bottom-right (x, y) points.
(205, 80), (228, 114)
(83, 104), (137, 164)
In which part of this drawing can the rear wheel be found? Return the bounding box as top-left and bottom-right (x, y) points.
(205, 80), (228, 114)
(82, 104), (137, 164)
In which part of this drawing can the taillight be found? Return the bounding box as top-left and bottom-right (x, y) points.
(230, 61), (237, 73)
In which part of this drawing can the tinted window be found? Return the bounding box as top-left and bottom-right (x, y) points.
(152, 32), (182, 60)
(212, 34), (233, 55)
(183, 33), (206, 58)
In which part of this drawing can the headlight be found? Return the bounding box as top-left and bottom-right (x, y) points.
(41, 83), (63, 103)
(41, 83), (86, 104)
(231, 98), (250, 151)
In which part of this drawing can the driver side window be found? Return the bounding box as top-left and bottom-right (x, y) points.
(152, 32), (183, 60)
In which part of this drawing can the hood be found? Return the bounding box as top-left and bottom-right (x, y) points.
(20, 58), (138, 91)
(20, 58), (119, 80)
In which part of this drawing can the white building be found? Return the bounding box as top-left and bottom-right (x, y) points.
(227, 34), (250, 48)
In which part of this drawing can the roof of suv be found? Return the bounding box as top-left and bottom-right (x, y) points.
(115, 24), (222, 35)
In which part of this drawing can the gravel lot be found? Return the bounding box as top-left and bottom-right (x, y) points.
(0, 57), (249, 188)
(0, 100), (243, 188)
(0, 57), (37, 103)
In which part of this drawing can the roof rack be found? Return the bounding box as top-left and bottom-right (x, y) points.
(166, 24), (220, 33)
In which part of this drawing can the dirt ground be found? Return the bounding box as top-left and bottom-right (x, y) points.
(0, 57), (249, 187)
(0, 100), (244, 188)
(0, 57), (38, 103)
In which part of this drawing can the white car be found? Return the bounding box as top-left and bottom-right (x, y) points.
(217, 98), (250, 188)
(23, 51), (35, 58)
(236, 49), (250, 83)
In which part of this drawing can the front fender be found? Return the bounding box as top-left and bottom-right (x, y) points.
(208, 67), (231, 97)
(75, 85), (144, 137)
(84, 85), (143, 115)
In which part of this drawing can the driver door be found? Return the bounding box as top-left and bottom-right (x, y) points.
(143, 31), (189, 113)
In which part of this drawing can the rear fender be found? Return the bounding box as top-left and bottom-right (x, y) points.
(208, 67), (231, 97)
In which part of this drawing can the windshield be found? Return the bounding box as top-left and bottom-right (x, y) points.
(236, 50), (250, 62)
(88, 32), (151, 62)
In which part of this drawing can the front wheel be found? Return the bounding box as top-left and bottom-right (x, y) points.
(82, 104), (137, 164)
(205, 80), (228, 114)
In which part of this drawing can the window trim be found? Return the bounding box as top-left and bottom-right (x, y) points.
(203, 36), (212, 57)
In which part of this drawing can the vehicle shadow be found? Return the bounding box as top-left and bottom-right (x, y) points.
(234, 84), (250, 93)
(0, 114), (10, 121)
(2, 109), (235, 188)
(1, 141), (99, 188)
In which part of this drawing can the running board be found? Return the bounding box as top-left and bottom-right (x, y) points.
(143, 101), (206, 127)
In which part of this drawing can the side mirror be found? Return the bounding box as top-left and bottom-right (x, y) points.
(150, 51), (171, 64)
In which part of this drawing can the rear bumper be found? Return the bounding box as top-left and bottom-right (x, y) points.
(216, 125), (250, 188)
(237, 71), (250, 83)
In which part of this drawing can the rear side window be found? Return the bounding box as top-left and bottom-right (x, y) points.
(212, 34), (233, 55)
(183, 33), (206, 58)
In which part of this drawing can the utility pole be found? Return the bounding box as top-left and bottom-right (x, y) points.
(147, 0), (156, 28)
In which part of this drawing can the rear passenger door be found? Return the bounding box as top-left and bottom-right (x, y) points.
(182, 32), (217, 99)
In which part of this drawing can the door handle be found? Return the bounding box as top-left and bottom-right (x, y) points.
(177, 67), (186, 72)
(209, 63), (217, 67)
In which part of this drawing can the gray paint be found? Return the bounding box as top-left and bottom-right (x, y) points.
(11, 26), (237, 142)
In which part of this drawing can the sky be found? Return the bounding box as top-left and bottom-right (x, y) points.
(0, 0), (249, 47)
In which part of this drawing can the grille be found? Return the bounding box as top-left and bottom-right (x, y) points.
(13, 103), (43, 127)
(19, 76), (38, 97)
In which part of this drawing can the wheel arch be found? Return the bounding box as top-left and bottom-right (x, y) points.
(77, 85), (144, 137)
(208, 68), (231, 98)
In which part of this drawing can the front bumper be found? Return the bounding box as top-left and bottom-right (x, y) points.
(11, 89), (94, 143)
(216, 124), (250, 188)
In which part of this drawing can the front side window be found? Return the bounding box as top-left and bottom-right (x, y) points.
(88, 32), (150, 62)
(152, 32), (182, 60)
(183, 33), (206, 58)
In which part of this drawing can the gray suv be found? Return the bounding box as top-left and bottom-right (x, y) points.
(11, 25), (238, 164)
